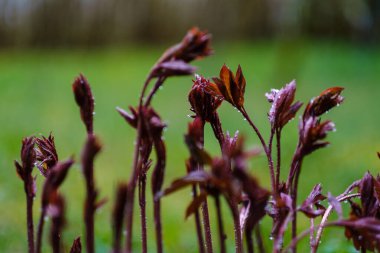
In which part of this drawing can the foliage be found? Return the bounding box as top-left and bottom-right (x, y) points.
(13, 28), (380, 253)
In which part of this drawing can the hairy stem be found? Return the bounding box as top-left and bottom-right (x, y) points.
(125, 186), (136, 253)
(198, 121), (214, 253)
(36, 210), (46, 253)
(25, 182), (35, 253)
(139, 175), (147, 253)
(192, 185), (205, 253)
(230, 201), (243, 253)
(245, 230), (254, 253)
(312, 193), (360, 253)
(255, 224), (266, 253)
(309, 217), (315, 250)
(125, 116), (143, 253)
(240, 107), (276, 195)
(84, 172), (96, 253)
(275, 130), (281, 190)
(144, 77), (166, 107)
(268, 129), (276, 192)
(201, 193), (213, 253)
(153, 200), (163, 253)
(215, 196), (226, 253)
(290, 165), (302, 253)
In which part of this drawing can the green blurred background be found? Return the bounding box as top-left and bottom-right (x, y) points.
(0, 0), (380, 252)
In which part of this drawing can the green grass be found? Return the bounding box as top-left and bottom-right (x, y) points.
(0, 40), (379, 252)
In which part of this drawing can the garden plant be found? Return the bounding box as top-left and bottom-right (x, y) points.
(14, 28), (380, 253)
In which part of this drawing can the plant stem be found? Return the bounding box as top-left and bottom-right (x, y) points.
(139, 174), (147, 253)
(286, 147), (302, 253)
(25, 180), (35, 253)
(192, 185), (205, 253)
(201, 194), (213, 253)
(245, 230), (254, 253)
(215, 196), (226, 253)
(275, 130), (281, 190)
(125, 115), (143, 253)
(268, 129), (276, 192)
(230, 201), (243, 253)
(36, 210), (46, 253)
(309, 216), (315, 250)
(255, 225), (266, 253)
(84, 171), (95, 253)
(198, 120), (213, 253)
(240, 108), (276, 194)
(312, 193), (360, 253)
(125, 186), (136, 253)
(144, 77), (166, 107)
(153, 200), (163, 253)
(290, 165), (302, 253)
(139, 74), (153, 106)
(210, 113), (224, 147)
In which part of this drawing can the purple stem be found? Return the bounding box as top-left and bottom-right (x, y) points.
(201, 190), (213, 253)
(268, 129), (276, 192)
(139, 174), (148, 253)
(290, 161), (303, 253)
(125, 186), (136, 253)
(310, 216), (315, 250)
(144, 77), (166, 107)
(229, 200), (243, 253)
(198, 122), (214, 253)
(84, 170), (96, 253)
(125, 117), (142, 253)
(153, 200), (163, 253)
(192, 185), (206, 253)
(215, 196), (226, 253)
(25, 180), (35, 253)
(275, 130), (281, 190)
(255, 225), (266, 253)
(312, 193), (360, 253)
(245, 230), (254, 253)
(36, 210), (46, 253)
(240, 107), (276, 195)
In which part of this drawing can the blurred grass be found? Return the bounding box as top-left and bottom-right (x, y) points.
(0, 40), (379, 252)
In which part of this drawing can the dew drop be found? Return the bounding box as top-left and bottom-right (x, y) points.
(92, 112), (96, 115)
(269, 236), (274, 240)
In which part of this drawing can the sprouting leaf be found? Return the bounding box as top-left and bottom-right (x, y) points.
(185, 192), (208, 219)
(72, 74), (95, 134)
(304, 87), (344, 118)
(207, 64), (246, 109)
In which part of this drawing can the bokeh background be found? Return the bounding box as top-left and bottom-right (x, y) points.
(1, 0), (380, 252)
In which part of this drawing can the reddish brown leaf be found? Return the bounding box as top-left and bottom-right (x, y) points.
(266, 80), (303, 130)
(157, 170), (211, 199)
(185, 192), (208, 219)
(188, 75), (222, 122)
(70, 237), (82, 253)
(157, 27), (212, 64)
(208, 64), (246, 109)
(299, 184), (326, 218)
(72, 74), (94, 134)
(304, 87), (344, 118)
(152, 60), (196, 78)
(35, 133), (59, 177)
